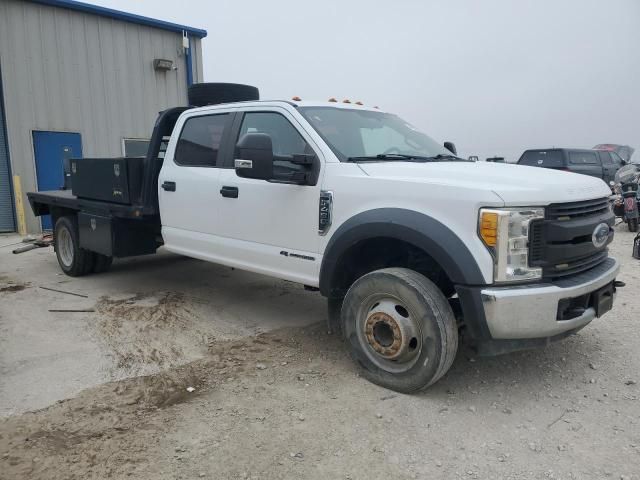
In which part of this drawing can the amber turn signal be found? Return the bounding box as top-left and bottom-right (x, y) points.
(480, 211), (499, 247)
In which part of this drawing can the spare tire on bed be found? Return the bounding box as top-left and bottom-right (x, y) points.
(188, 83), (259, 107)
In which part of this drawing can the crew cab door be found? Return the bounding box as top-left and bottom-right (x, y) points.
(215, 108), (324, 285)
(158, 111), (235, 254)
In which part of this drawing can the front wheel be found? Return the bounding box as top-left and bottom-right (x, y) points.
(341, 268), (458, 393)
(628, 218), (639, 232)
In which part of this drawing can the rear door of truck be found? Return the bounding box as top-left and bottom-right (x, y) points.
(158, 109), (236, 255)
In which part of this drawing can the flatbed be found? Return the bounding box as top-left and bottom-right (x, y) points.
(27, 189), (152, 220)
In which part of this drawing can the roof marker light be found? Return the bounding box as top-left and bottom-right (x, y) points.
(292, 96), (302, 101)
(355, 101), (363, 105)
(328, 97), (337, 102)
(343, 99), (351, 104)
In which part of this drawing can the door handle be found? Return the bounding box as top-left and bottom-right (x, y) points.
(161, 181), (176, 192)
(220, 186), (239, 198)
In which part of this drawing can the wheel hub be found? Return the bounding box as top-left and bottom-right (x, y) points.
(362, 298), (421, 365)
(57, 226), (74, 268)
(365, 312), (403, 358)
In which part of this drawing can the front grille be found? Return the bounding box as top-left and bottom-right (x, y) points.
(529, 197), (613, 280)
(546, 198), (610, 220)
(543, 251), (609, 279)
(529, 221), (544, 263)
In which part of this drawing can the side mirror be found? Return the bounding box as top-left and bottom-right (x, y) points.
(444, 141), (457, 155)
(235, 133), (274, 180)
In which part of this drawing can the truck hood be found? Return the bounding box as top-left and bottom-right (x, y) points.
(358, 161), (612, 205)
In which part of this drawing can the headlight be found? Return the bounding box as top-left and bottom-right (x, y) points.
(479, 208), (545, 283)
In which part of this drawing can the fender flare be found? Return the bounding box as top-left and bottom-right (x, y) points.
(319, 208), (487, 298)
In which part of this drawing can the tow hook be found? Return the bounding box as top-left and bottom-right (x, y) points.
(614, 280), (626, 290)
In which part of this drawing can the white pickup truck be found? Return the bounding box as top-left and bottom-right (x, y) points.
(28, 83), (621, 392)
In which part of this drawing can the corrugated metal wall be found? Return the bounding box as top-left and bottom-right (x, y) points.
(0, 0), (203, 233)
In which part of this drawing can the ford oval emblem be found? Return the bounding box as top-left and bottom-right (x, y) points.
(592, 223), (609, 248)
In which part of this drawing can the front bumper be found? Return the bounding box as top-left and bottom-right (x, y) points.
(480, 257), (619, 340)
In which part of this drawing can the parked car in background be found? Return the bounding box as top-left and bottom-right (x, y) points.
(594, 144), (634, 163)
(486, 156), (505, 163)
(517, 148), (624, 184)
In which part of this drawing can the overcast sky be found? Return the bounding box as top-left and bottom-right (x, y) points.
(95, 0), (640, 162)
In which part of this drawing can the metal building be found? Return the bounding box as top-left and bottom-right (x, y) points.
(0, 0), (206, 233)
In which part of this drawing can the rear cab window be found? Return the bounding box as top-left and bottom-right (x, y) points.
(518, 150), (565, 167)
(174, 113), (232, 167)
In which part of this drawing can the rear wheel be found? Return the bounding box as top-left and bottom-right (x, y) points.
(628, 218), (639, 232)
(341, 268), (458, 393)
(92, 253), (113, 273)
(54, 216), (94, 277)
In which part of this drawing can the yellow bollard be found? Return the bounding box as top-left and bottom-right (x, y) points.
(12, 175), (27, 236)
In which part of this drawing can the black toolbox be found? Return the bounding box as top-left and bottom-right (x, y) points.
(71, 157), (144, 205)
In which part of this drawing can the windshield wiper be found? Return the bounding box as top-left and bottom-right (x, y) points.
(347, 154), (431, 162)
(424, 154), (469, 161)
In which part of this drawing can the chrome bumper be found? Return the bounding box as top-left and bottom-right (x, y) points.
(481, 258), (620, 339)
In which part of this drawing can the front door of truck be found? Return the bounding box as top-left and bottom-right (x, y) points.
(216, 108), (324, 286)
(158, 111), (235, 256)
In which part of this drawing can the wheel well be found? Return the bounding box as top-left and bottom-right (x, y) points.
(49, 207), (77, 229)
(327, 237), (455, 299)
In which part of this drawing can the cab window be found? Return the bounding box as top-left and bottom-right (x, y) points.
(568, 151), (598, 165)
(175, 114), (231, 167)
(237, 112), (314, 176)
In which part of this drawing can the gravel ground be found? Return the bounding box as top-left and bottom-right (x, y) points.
(0, 226), (639, 480)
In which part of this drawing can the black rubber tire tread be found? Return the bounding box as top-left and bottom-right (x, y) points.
(92, 254), (113, 273)
(341, 267), (458, 393)
(327, 297), (344, 335)
(187, 83), (259, 107)
(628, 218), (639, 233)
(54, 216), (94, 277)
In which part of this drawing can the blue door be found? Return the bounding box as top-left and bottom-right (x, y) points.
(33, 131), (82, 230)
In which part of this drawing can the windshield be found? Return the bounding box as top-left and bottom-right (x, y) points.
(299, 107), (452, 161)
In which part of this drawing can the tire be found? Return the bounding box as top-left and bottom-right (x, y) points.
(187, 83), (259, 107)
(327, 297), (344, 335)
(92, 253), (113, 273)
(54, 216), (94, 277)
(628, 218), (639, 232)
(341, 268), (458, 393)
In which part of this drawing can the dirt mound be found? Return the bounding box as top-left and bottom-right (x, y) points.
(95, 292), (213, 374)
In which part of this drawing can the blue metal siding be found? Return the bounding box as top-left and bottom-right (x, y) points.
(33, 131), (82, 230)
(27, 0), (207, 37)
(185, 34), (194, 87)
(0, 65), (15, 232)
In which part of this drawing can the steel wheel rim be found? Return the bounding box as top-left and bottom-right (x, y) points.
(57, 226), (74, 267)
(355, 293), (423, 373)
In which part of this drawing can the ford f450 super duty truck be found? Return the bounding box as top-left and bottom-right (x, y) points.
(28, 83), (621, 393)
